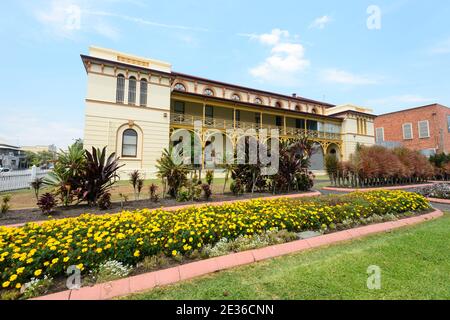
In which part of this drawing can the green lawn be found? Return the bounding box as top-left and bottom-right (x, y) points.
(125, 212), (450, 300)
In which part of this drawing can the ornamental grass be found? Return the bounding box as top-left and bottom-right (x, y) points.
(0, 190), (429, 291)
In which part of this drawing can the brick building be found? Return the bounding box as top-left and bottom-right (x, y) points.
(374, 104), (450, 156)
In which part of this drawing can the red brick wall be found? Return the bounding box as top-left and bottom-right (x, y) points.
(374, 104), (450, 154)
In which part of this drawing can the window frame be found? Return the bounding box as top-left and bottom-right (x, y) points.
(418, 120), (430, 139)
(375, 127), (385, 143)
(402, 123), (413, 140)
(139, 78), (148, 107)
(128, 76), (137, 105)
(204, 88), (214, 97)
(116, 74), (125, 104)
(121, 129), (138, 158)
(254, 97), (262, 105)
(174, 83), (186, 92)
(174, 101), (185, 114)
(447, 115), (450, 133)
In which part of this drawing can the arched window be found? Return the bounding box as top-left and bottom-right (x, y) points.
(128, 76), (137, 105)
(231, 93), (241, 101)
(311, 108), (317, 114)
(140, 79), (147, 107)
(122, 129), (138, 157)
(295, 105), (301, 112)
(204, 88), (214, 96)
(174, 83), (186, 91)
(254, 97), (262, 104)
(116, 74), (125, 103)
(275, 101), (282, 108)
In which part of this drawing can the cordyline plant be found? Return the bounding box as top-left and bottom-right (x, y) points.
(82, 147), (124, 206)
(129, 170), (144, 200)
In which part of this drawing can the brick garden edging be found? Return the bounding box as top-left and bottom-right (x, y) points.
(5, 191), (321, 229)
(427, 197), (450, 204)
(31, 209), (444, 300)
(322, 183), (436, 193)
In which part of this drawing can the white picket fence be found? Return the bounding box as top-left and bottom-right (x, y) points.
(0, 167), (51, 192)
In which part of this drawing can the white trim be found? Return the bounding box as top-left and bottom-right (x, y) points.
(402, 123), (413, 140)
(418, 120), (430, 139)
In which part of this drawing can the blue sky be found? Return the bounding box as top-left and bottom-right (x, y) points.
(0, 0), (449, 148)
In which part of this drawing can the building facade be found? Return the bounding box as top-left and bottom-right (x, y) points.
(81, 47), (375, 177)
(374, 104), (450, 156)
(0, 140), (26, 170)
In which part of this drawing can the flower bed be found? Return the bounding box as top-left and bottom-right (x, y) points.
(412, 183), (450, 200)
(0, 190), (430, 295)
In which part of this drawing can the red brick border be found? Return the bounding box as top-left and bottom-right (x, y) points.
(4, 191), (321, 229)
(322, 183), (435, 192)
(427, 197), (450, 204)
(31, 209), (444, 300)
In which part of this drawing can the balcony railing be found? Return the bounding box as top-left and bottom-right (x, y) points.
(170, 113), (341, 141)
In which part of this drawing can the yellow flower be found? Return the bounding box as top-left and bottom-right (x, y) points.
(9, 274), (18, 281)
(34, 269), (42, 277)
(15, 283), (22, 289)
(172, 250), (177, 256)
(63, 257), (69, 262)
(96, 248), (103, 254)
(2, 281), (10, 288)
(133, 250), (140, 257)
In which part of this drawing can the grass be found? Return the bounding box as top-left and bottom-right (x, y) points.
(1, 175), (329, 210)
(125, 212), (450, 300)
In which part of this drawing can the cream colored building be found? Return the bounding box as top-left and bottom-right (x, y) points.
(81, 46), (375, 177)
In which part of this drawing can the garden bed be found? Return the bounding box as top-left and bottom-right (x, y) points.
(0, 190), (432, 300)
(0, 191), (320, 227)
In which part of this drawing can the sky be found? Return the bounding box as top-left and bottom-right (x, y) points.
(0, 0), (449, 148)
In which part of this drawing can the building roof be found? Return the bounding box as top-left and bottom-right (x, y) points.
(330, 110), (377, 118)
(376, 103), (449, 117)
(81, 54), (336, 109)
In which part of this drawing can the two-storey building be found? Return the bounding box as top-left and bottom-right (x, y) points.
(81, 47), (375, 177)
(375, 103), (450, 156)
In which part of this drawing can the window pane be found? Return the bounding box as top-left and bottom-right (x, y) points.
(205, 106), (213, 118)
(122, 145), (137, 156)
(418, 121), (429, 138)
(122, 129), (137, 157)
(128, 77), (136, 105)
(448, 116), (450, 133)
(140, 79), (147, 106)
(174, 101), (185, 113)
(116, 75), (125, 103)
(403, 124), (412, 139)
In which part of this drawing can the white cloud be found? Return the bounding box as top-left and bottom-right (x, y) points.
(247, 29), (310, 85)
(367, 94), (434, 107)
(33, 0), (209, 41)
(321, 69), (379, 85)
(0, 112), (82, 149)
(309, 15), (332, 29)
(429, 38), (450, 55)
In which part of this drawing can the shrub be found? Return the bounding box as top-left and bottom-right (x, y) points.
(45, 142), (85, 207)
(129, 170), (144, 200)
(205, 170), (214, 186)
(201, 184), (212, 200)
(138, 253), (172, 272)
(30, 178), (45, 202)
(97, 192), (112, 210)
(1, 195), (11, 215)
(156, 148), (189, 198)
(37, 193), (56, 215)
(0, 190), (429, 290)
(149, 184), (159, 202)
(230, 179), (244, 196)
(94, 260), (132, 283)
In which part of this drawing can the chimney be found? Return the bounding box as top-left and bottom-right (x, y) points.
(292, 93), (297, 98)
